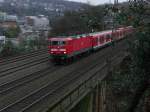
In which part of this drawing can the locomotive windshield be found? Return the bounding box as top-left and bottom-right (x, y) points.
(51, 41), (66, 46)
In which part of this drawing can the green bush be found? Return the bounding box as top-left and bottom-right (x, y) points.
(4, 27), (20, 38)
(0, 41), (18, 57)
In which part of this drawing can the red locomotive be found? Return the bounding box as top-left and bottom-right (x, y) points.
(48, 26), (133, 64)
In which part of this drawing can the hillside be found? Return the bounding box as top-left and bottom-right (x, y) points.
(0, 0), (87, 18)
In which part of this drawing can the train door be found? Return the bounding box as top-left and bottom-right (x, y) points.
(106, 33), (111, 42)
(120, 31), (123, 38)
(100, 35), (104, 45)
(92, 36), (98, 49)
(66, 40), (72, 54)
(97, 36), (100, 46)
(116, 31), (120, 40)
(95, 37), (98, 47)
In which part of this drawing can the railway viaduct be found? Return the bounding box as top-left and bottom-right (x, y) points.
(47, 51), (126, 112)
(0, 37), (133, 112)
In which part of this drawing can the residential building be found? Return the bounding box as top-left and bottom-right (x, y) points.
(0, 21), (17, 28)
(0, 12), (7, 21)
(26, 15), (49, 31)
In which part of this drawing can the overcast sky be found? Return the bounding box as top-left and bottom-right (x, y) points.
(67, 0), (127, 5)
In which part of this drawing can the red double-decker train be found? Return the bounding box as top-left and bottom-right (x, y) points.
(48, 26), (133, 64)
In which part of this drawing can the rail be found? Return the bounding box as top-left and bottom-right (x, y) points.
(48, 52), (127, 112)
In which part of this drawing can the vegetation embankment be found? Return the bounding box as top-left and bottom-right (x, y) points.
(106, 53), (149, 112)
(106, 0), (150, 111)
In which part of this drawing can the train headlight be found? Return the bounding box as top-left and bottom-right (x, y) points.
(51, 49), (57, 51)
(64, 52), (66, 54)
(59, 49), (66, 51)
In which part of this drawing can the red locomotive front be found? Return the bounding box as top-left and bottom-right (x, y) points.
(48, 35), (93, 63)
(48, 37), (73, 60)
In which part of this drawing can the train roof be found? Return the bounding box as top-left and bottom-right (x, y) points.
(48, 26), (133, 41)
(48, 37), (73, 41)
(89, 30), (112, 36)
(70, 34), (90, 38)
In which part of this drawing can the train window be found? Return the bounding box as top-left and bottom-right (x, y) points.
(59, 41), (66, 45)
(51, 41), (66, 45)
(51, 41), (59, 45)
(106, 34), (111, 39)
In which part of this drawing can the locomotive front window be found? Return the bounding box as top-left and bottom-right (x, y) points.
(59, 41), (66, 45)
(51, 41), (66, 45)
(51, 41), (59, 45)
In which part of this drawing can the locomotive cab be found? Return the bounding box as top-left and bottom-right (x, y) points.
(50, 40), (67, 55)
(48, 37), (73, 63)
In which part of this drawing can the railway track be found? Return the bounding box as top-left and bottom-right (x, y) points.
(0, 50), (110, 112)
(0, 46), (107, 94)
(0, 57), (49, 79)
(0, 49), (46, 66)
(0, 66), (59, 95)
(0, 37), (130, 112)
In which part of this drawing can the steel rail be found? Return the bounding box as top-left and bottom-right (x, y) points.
(0, 57), (48, 78)
(0, 66), (59, 95)
(0, 49), (46, 65)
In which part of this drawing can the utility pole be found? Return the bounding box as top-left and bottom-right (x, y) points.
(107, 0), (119, 73)
(114, 0), (118, 5)
(111, 0), (118, 45)
(109, 0), (112, 4)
